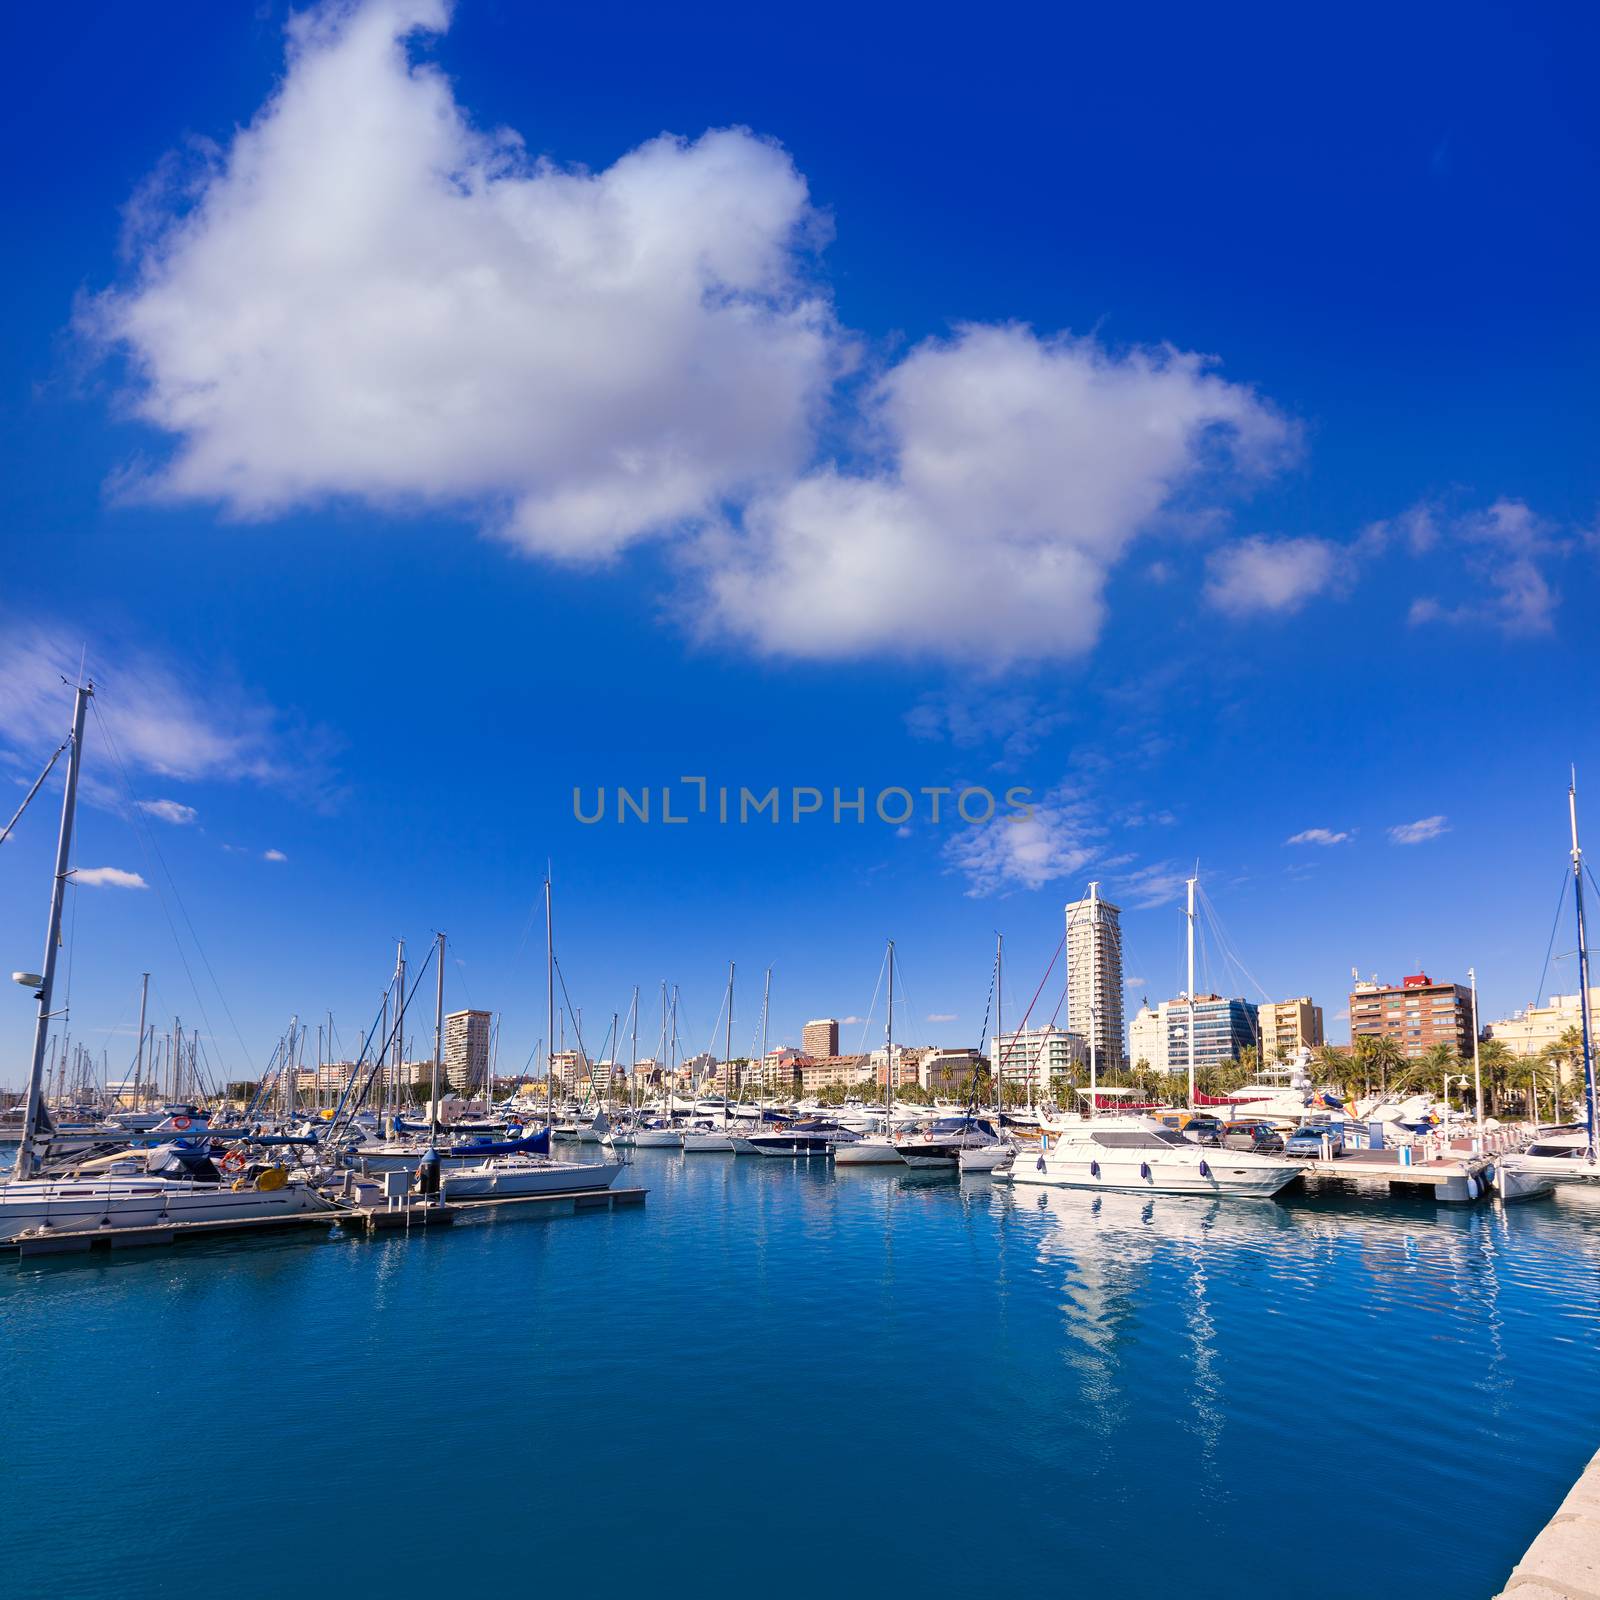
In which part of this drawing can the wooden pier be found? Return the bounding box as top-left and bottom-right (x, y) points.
(2, 1185), (647, 1260)
(1296, 1138), (1498, 1203)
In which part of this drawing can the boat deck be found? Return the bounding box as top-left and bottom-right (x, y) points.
(3, 1184), (647, 1259)
(1296, 1139), (1497, 1202)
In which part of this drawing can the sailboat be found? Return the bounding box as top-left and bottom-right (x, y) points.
(683, 964), (739, 1152)
(0, 679), (335, 1241)
(1496, 777), (1599, 1197)
(959, 934), (1017, 1174)
(835, 940), (905, 1166)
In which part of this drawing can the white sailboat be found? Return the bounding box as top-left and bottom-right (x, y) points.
(1497, 776), (1599, 1198)
(834, 940), (904, 1167)
(683, 964), (739, 1152)
(958, 934), (1016, 1175)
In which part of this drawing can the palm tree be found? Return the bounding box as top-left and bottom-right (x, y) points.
(1314, 1045), (1355, 1097)
(1474, 1037), (1513, 1115)
(1356, 1034), (1404, 1096)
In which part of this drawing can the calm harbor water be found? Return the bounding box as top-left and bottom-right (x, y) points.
(4, 1153), (1599, 1600)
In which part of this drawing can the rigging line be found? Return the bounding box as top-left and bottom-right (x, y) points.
(329, 943), (439, 1129)
(854, 944), (889, 1055)
(1533, 869), (1572, 1008)
(87, 697), (255, 1074)
(1011, 928), (1067, 1038)
(0, 738), (69, 850)
(974, 946), (998, 1058)
(1197, 883), (1274, 1004)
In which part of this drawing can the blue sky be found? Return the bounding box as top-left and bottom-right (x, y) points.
(1, 0), (1595, 1085)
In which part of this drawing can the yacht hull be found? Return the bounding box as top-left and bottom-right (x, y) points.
(0, 1177), (326, 1241)
(442, 1159), (623, 1199)
(1005, 1151), (1300, 1197)
(833, 1138), (903, 1166)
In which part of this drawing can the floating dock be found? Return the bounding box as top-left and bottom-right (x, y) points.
(2, 1185), (646, 1259)
(1295, 1143), (1497, 1203)
(1494, 1442), (1600, 1599)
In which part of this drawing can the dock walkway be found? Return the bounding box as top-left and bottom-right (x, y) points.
(1494, 1444), (1600, 1599)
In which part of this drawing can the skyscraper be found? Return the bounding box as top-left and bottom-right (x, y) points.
(444, 1008), (491, 1092)
(803, 1017), (840, 1058)
(1065, 884), (1124, 1069)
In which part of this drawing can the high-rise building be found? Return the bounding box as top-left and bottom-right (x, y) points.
(1129, 1002), (1167, 1071)
(1258, 998), (1324, 1062)
(1065, 884), (1125, 1068)
(994, 1026), (1086, 1094)
(1350, 973), (1474, 1060)
(1166, 995), (1259, 1072)
(444, 1008), (491, 1091)
(803, 1018), (840, 1058)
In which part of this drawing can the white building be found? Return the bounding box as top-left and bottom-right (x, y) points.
(1129, 1002), (1167, 1072)
(1065, 884), (1125, 1069)
(994, 1026), (1086, 1094)
(1486, 990), (1600, 1058)
(444, 1009), (491, 1092)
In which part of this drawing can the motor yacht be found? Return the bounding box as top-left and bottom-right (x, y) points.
(1001, 1114), (1303, 1197)
(894, 1114), (1006, 1169)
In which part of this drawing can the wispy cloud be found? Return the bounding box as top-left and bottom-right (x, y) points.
(74, 865), (148, 889)
(1388, 815), (1449, 845)
(1114, 861), (1192, 909)
(1203, 535), (1338, 617)
(927, 1012), (957, 1023)
(944, 784), (1100, 896)
(137, 798), (197, 825)
(263, 848), (288, 862)
(1286, 827), (1350, 846)
(1124, 976), (1145, 987)
(1399, 499), (1564, 635)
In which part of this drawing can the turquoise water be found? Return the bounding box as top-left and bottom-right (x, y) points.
(3, 1153), (1599, 1599)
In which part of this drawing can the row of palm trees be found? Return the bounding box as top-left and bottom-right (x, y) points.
(1114, 1028), (1591, 1121)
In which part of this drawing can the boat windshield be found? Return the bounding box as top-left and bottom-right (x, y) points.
(1089, 1129), (1190, 1150)
(1526, 1142), (1591, 1158)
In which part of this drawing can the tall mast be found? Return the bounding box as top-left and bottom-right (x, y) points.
(1186, 871), (1198, 1113)
(1570, 776), (1598, 1158)
(1088, 884), (1100, 1119)
(722, 962), (735, 1125)
(886, 939), (895, 1126)
(545, 876), (555, 1130)
(132, 971), (149, 1111)
(393, 940), (406, 1123)
(760, 967), (771, 1100)
(630, 985), (640, 1117)
(16, 678), (91, 1180)
(431, 930), (446, 1146)
(994, 934), (1003, 1123)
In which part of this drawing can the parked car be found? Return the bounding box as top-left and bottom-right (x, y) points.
(1221, 1120), (1284, 1153)
(1179, 1114), (1224, 1146)
(1284, 1122), (1344, 1157)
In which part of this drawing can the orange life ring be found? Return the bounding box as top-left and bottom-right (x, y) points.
(219, 1149), (248, 1175)
(172, 1115), (192, 1129)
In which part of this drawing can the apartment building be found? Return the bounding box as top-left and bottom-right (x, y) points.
(1349, 973), (1474, 1060)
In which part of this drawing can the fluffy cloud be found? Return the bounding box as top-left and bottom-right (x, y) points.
(710, 326), (1293, 664)
(84, 0), (839, 561)
(74, 866), (148, 889)
(263, 848), (288, 862)
(945, 782), (1100, 895)
(1388, 815), (1448, 845)
(1204, 535), (1338, 616)
(137, 798), (197, 824)
(1286, 827), (1350, 846)
(86, 0), (1297, 669)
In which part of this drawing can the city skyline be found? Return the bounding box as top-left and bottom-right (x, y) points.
(0, 0), (1595, 1086)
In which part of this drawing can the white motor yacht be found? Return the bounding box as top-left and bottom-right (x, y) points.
(1001, 1114), (1303, 1197)
(895, 1114), (1006, 1169)
(1495, 1128), (1598, 1194)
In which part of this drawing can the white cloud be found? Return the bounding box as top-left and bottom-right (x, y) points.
(1388, 815), (1449, 845)
(137, 798), (197, 824)
(0, 621), (304, 794)
(84, 0), (1298, 670)
(927, 1012), (957, 1023)
(263, 848), (288, 862)
(945, 783), (1100, 896)
(74, 866), (148, 889)
(1114, 861), (1191, 909)
(1286, 827), (1350, 846)
(710, 325), (1293, 665)
(1124, 976), (1145, 987)
(1204, 535), (1338, 616)
(1401, 499), (1563, 635)
(84, 0), (839, 562)
(839, 1014), (866, 1026)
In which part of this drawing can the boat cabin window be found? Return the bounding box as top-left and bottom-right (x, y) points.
(1090, 1129), (1189, 1150)
(1526, 1142), (1588, 1159)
